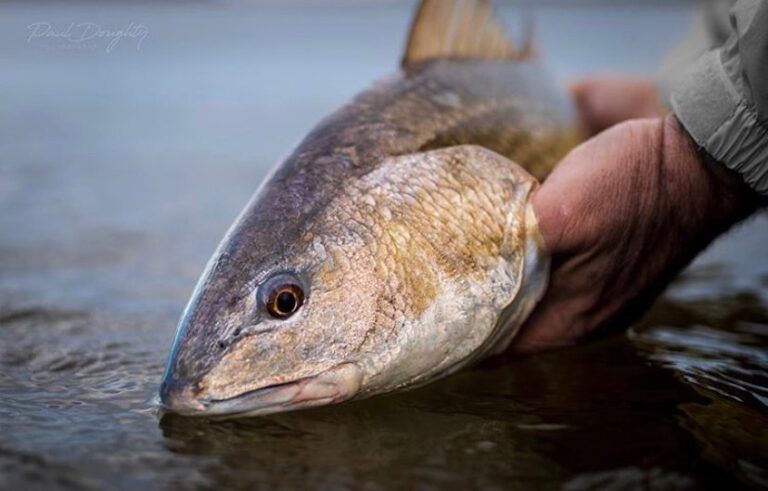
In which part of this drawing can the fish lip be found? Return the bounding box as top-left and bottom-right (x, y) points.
(157, 379), (307, 417)
(168, 363), (364, 417)
(201, 378), (312, 416)
(208, 379), (305, 405)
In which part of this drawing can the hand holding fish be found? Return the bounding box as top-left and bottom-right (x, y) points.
(514, 87), (760, 351)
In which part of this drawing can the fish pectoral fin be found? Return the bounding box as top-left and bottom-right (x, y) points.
(402, 0), (534, 66)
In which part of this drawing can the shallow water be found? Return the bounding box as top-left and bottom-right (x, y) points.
(1, 2), (767, 490)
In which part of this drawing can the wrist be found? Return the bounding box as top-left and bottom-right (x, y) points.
(661, 115), (758, 238)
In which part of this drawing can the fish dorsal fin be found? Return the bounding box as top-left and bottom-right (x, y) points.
(402, 0), (530, 66)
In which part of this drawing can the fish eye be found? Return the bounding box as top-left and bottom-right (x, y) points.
(260, 274), (304, 319)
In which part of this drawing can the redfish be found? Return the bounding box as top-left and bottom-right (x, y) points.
(160, 0), (576, 417)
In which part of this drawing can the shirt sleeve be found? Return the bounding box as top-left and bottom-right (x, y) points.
(670, 0), (768, 197)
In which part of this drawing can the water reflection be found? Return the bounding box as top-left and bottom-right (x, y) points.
(2, 261), (764, 489)
(629, 284), (768, 490)
(155, 335), (716, 490)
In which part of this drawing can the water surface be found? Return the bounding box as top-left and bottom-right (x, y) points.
(1, 2), (766, 490)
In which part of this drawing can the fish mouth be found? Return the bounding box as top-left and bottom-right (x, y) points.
(160, 363), (363, 417)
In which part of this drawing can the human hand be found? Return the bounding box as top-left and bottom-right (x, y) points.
(570, 75), (665, 136)
(512, 115), (757, 353)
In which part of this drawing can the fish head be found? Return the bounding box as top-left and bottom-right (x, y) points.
(160, 145), (548, 417)
(158, 219), (381, 417)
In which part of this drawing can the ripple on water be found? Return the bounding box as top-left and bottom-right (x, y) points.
(629, 290), (768, 490)
(0, 306), (167, 450)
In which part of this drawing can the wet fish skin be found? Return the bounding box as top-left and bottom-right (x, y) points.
(159, 57), (576, 416)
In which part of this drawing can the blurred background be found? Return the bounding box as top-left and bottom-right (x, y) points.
(1, 1), (766, 490)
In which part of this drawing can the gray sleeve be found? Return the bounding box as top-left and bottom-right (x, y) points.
(670, 0), (768, 196)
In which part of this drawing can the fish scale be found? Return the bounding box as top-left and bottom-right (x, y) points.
(160, 0), (578, 417)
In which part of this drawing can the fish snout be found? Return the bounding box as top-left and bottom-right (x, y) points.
(159, 376), (206, 414)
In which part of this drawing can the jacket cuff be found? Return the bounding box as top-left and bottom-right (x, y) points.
(671, 50), (768, 196)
